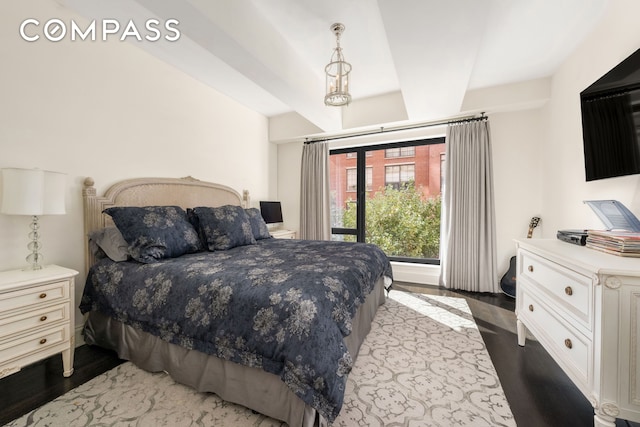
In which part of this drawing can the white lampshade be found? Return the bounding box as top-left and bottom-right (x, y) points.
(1, 168), (66, 215)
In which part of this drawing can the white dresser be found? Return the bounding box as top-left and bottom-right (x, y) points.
(515, 239), (640, 427)
(0, 265), (78, 379)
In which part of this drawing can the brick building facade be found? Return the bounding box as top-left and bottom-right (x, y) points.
(329, 144), (446, 212)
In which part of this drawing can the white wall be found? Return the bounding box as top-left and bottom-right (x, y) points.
(490, 109), (545, 260)
(540, 0), (640, 235)
(0, 2), (273, 331)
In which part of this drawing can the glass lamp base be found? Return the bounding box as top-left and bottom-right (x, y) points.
(26, 215), (44, 270)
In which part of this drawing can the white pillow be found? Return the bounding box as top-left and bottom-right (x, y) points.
(88, 226), (129, 262)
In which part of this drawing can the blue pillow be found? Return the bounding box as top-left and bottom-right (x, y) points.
(193, 205), (257, 250)
(104, 206), (202, 263)
(186, 208), (208, 249)
(244, 208), (272, 240)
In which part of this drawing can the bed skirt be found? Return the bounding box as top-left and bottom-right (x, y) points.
(82, 276), (387, 427)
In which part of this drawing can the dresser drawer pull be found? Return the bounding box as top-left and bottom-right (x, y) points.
(39, 293), (47, 299)
(40, 315), (48, 322)
(529, 304), (534, 312)
(527, 265), (534, 272)
(565, 286), (573, 296)
(564, 339), (572, 349)
(39, 338), (47, 345)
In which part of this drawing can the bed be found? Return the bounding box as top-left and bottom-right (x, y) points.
(79, 176), (392, 426)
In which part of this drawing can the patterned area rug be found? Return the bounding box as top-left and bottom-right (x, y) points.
(6, 291), (515, 427)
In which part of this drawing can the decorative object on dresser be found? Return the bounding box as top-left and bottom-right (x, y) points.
(557, 229), (588, 246)
(0, 168), (67, 270)
(584, 199), (640, 232)
(500, 216), (540, 298)
(0, 265), (78, 379)
(586, 229), (640, 257)
(515, 238), (640, 427)
(581, 200), (640, 256)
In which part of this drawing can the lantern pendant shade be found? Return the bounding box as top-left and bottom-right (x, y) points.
(324, 23), (352, 107)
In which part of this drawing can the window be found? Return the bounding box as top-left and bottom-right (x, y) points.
(347, 167), (372, 192)
(346, 168), (357, 192)
(329, 137), (445, 264)
(385, 147), (415, 158)
(347, 152), (372, 159)
(385, 164), (415, 189)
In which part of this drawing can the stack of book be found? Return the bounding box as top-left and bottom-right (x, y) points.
(586, 230), (640, 257)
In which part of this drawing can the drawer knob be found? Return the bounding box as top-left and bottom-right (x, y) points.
(40, 315), (48, 322)
(528, 304), (534, 312)
(39, 338), (47, 345)
(565, 286), (573, 296)
(564, 338), (572, 349)
(39, 293), (47, 299)
(527, 265), (534, 272)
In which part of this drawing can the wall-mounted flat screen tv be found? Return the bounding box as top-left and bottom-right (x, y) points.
(580, 48), (640, 181)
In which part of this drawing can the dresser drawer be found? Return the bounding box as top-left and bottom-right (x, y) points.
(0, 280), (69, 314)
(519, 250), (592, 328)
(520, 290), (591, 386)
(0, 325), (69, 365)
(0, 304), (67, 340)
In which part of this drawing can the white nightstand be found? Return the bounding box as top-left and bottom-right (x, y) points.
(0, 265), (78, 379)
(270, 229), (296, 239)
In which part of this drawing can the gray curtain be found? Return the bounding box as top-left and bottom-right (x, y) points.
(300, 142), (331, 240)
(440, 119), (498, 292)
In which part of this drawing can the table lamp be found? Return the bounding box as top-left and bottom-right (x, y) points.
(1, 168), (66, 270)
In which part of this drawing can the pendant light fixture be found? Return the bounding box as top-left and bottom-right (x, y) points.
(324, 23), (352, 107)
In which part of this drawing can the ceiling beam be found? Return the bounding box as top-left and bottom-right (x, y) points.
(63, 0), (342, 131)
(378, 0), (489, 121)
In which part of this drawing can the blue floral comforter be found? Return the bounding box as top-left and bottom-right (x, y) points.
(80, 238), (392, 422)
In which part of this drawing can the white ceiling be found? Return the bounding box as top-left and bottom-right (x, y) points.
(63, 0), (609, 132)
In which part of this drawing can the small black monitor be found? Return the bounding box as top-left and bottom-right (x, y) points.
(260, 201), (283, 224)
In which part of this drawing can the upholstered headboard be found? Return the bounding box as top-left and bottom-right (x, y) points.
(82, 176), (249, 272)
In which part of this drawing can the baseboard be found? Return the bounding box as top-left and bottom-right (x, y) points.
(391, 261), (440, 285)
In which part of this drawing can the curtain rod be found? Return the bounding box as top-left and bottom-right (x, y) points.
(304, 112), (486, 144)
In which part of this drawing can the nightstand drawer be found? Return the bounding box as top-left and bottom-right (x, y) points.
(520, 290), (591, 385)
(0, 265), (77, 379)
(519, 250), (592, 327)
(270, 229), (296, 239)
(0, 280), (69, 313)
(0, 304), (67, 340)
(0, 325), (68, 365)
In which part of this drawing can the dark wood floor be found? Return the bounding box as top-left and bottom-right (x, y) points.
(1, 283), (638, 427)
